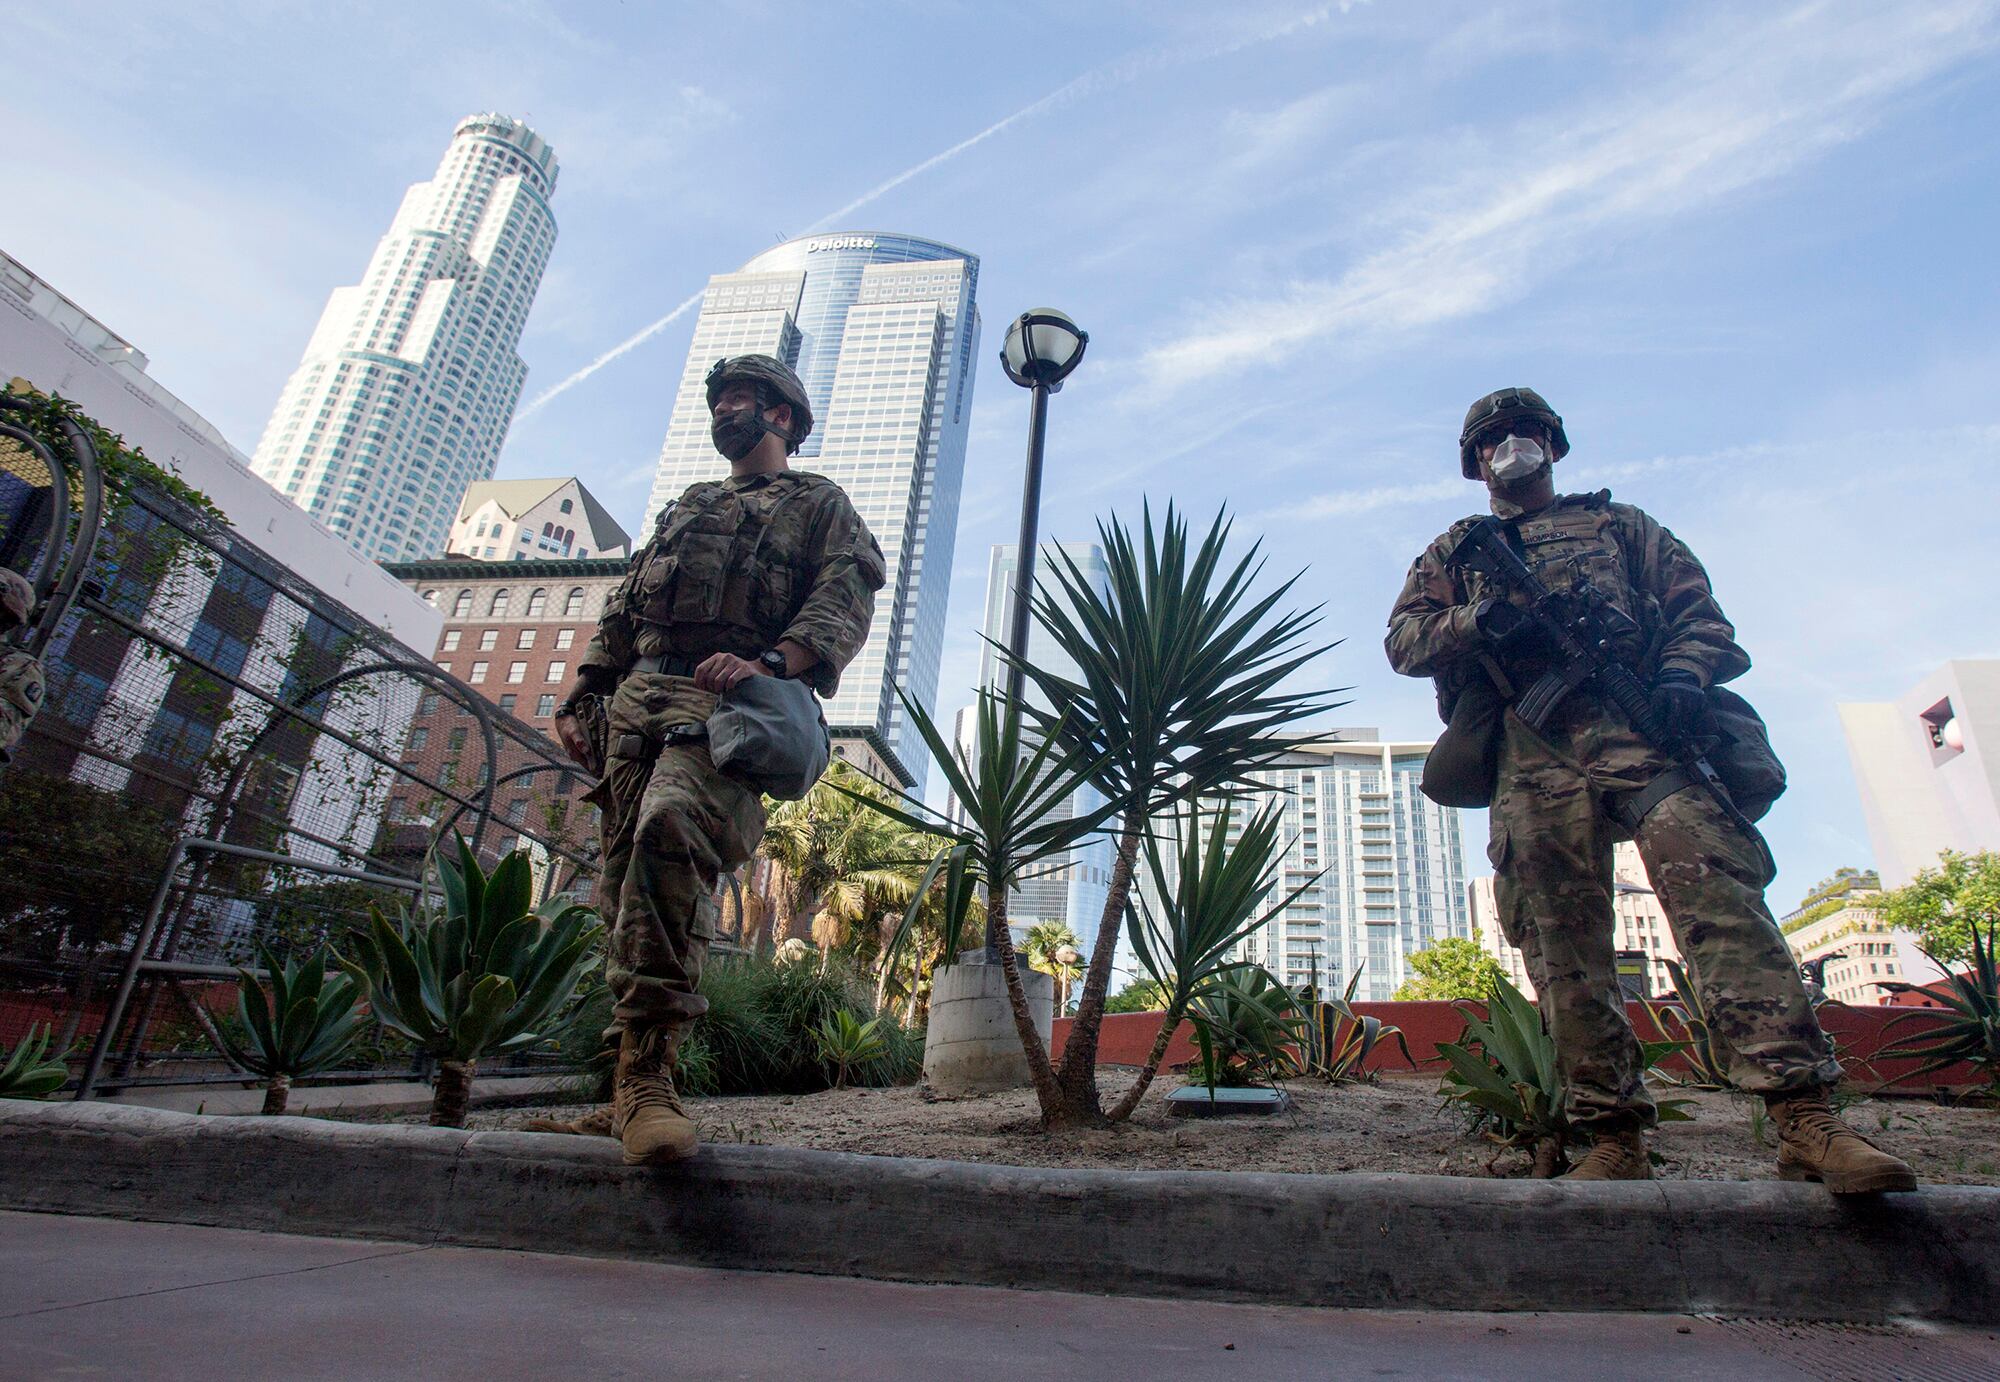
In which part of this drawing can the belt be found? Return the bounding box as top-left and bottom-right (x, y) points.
(628, 653), (699, 677)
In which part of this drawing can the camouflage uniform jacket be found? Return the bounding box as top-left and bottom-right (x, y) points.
(579, 469), (885, 698)
(1385, 489), (1749, 701)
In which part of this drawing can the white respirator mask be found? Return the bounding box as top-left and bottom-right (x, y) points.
(1488, 434), (1548, 483)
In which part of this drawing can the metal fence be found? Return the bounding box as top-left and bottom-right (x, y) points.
(0, 399), (602, 1094)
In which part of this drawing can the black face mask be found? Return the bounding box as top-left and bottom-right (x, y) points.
(711, 409), (767, 462)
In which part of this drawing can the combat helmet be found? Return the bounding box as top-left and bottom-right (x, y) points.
(1458, 387), (1569, 479)
(0, 566), (32, 633)
(704, 354), (813, 454)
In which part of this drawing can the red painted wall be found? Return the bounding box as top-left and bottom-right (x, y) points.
(1052, 1000), (1981, 1090)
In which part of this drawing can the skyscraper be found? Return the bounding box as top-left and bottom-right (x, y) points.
(1139, 732), (1471, 1001)
(251, 113), (559, 563)
(952, 542), (1116, 951)
(644, 233), (981, 784)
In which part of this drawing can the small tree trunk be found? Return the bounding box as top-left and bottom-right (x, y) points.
(431, 1058), (476, 1127)
(262, 1075), (292, 1116)
(1530, 1136), (1566, 1178)
(984, 887), (1068, 1126)
(1052, 820), (1144, 1118)
(1105, 1001), (1188, 1121)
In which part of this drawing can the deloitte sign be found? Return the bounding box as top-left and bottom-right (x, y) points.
(806, 236), (877, 253)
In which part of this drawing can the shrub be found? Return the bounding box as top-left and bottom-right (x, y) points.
(0, 1026), (71, 1099)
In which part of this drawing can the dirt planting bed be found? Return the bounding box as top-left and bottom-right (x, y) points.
(452, 1074), (2000, 1184)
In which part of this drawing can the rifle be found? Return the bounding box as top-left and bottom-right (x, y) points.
(1444, 516), (1770, 863)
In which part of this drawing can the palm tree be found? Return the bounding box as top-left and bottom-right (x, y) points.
(1021, 920), (1084, 1014)
(760, 763), (927, 953)
(999, 503), (1340, 1121)
(838, 689), (1119, 1124)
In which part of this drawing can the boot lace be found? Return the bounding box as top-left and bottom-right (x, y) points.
(1779, 1100), (1870, 1155)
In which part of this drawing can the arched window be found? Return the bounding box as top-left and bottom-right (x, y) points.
(564, 587), (585, 617)
(490, 589), (510, 617)
(422, 589), (439, 606)
(542, 521), (555, 537)
(525, 588), (547, 618)
(559, 498), (573, 514)
(451, 590), (472, 617)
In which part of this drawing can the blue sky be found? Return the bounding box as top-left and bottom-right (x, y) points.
(6, 1), (1998, 907)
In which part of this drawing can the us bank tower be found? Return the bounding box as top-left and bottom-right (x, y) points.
(643, 233), (981, 787)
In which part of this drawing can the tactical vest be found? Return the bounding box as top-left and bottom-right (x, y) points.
(618, 478), (817, 650)
(1471, 492), (1659, 674)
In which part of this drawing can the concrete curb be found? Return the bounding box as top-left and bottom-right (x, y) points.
(102, 1073), (573, 1118)
(4, 1101), (1995, 1322)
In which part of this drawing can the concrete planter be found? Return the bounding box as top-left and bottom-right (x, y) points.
(3, 1100), (1997, 1322)
(922, 957), (1053, 1094)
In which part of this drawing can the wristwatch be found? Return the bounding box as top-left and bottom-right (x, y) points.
(758, 649), (789, 679)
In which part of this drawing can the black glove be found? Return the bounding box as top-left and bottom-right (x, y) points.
(1649, 668), (1706, 743)
(1473, 598), (1544, 657)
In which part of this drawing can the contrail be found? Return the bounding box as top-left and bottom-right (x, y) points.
(520, 4), (1351, 418)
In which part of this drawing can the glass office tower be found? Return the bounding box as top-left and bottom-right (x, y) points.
(643, 233), (981, 785)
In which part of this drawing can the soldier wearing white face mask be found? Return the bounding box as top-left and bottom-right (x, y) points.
(1384, 387), (1916, 1193)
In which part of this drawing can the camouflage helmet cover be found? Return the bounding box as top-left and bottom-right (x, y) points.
(704, 354), (814, 452)
(0, 566), (32, 631)
(1458, 387), (1569, 478)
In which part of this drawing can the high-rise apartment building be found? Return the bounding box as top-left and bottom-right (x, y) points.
(952, 542), (1115, 952)
(1140, 733), (1470, 1001)
(643, 233), (980, 785)
(251, 114), (559, 563)
(1779, 868), (1944, 1007)
(1468, 843), (1686, 1001)
(1839, 660), (2000, 887)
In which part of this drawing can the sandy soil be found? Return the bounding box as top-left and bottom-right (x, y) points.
(465, 1074), (2000, 1184)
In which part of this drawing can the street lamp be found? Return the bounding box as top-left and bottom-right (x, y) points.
(997, 309), (1088, 711)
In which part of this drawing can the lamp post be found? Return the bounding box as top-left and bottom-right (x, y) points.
(997, 309), (1088, 710)
(992, 309), (1087, 960)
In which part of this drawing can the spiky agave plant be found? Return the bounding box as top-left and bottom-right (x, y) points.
(1185, 964), (1309, 1094)
(1311, 966), (1414, 1085)
(215, 944), (365, 1114)
(340, 837), (602, 1127)
(1880, 917), (2000, 1100)
(0, 1025), (71, 1099)
(1642, 958), (1731, 1089)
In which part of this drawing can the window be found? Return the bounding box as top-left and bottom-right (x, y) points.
(451, 590), (472, 617)
(418, 691), (440, 716)
(545, 660), (567, 683)
(497, 693), (517, 714)
(422, 589), (439, 606)
(507, 661), (527, 684)
(554, 628), (575, 650)
(535, 693), (556, 717)
(448, 727), (468, 752)
(505, 799), (528, 824)
(441, 630), (461, 652)
(516, 629), (537, 649)
(490, 590), (510, 617)
(559, 498), (573, 514)
(526, 588), (547, 618)
(469, 661), (489, 683)
(563, 588), (585, 617)
(478, 629), (498, 651)
(542, 521), (554, 537)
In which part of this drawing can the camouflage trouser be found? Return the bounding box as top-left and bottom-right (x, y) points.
(0, 649), (44, 765)
(596, 674), (765, 1039)
(1490, 705), (1839, 1131)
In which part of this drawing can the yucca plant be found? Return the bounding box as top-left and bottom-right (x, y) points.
(0, 1025), (71, 1099)
(214, 943), (365, 1114)
(340, 837), (603, 1127)
(1186, 964), (1309, 1094)
(1311, 966), (1414, 1084)
(834, 687), (1120, 1125)
(1880, 917), (2000, 1099)
(1112, 799), (1318, 1118)
(1642, 957), (1730, 1089)
(1439, 976), (1688, 1176)
(996, 502), (1342, 1121)
(814, 1009), (887, 1090)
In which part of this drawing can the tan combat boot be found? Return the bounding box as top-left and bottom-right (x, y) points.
(1768, 1093), (1918, 1195)
(1562, 1128), (1652, 1181)
(523, 1105), (616, 1137)
(612, 1026), (698, 1165)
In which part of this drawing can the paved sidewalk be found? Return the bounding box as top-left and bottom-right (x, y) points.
(3, 1212), (1995, 1380)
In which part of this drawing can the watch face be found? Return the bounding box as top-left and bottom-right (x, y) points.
(760, 651), (787, 675)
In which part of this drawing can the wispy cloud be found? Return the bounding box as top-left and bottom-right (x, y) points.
(1137, 1), (2000, 396)
(520, 3), (1361, 417)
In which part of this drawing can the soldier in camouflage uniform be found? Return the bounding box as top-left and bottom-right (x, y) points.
(1386, 388), (1915, 1192)
(536, 354), (885, 1164)
(0, 567), (44, 766)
